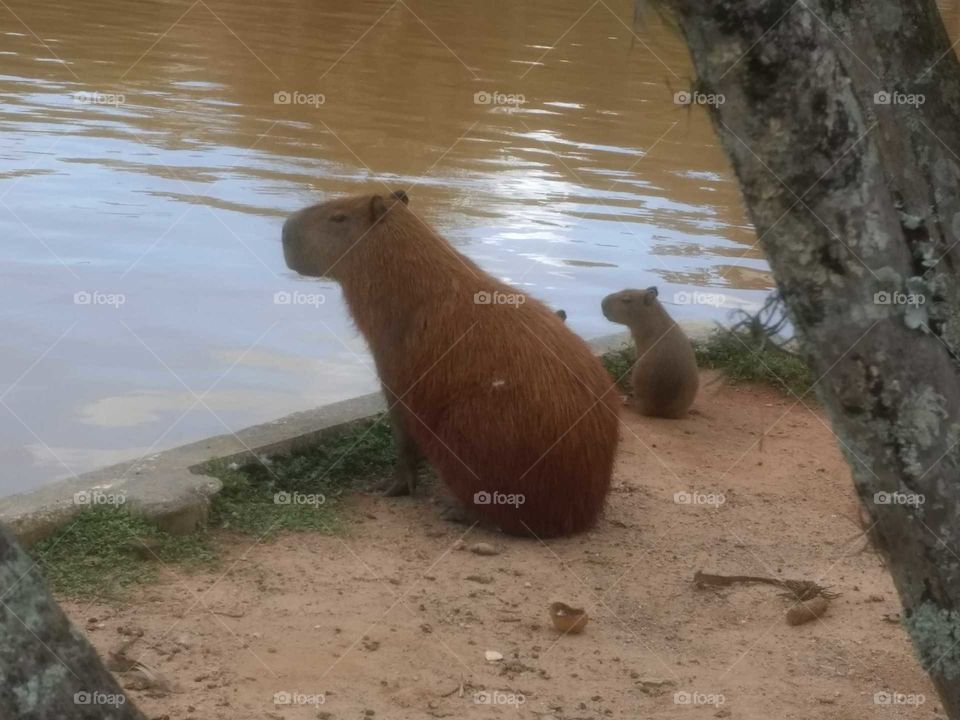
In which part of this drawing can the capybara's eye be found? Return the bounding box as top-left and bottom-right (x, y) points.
(621, 296), (632, 303)
(330, 213), (347, 223)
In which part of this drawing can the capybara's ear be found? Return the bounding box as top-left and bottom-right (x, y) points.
(645, 286), (658, 304)
(370, 194), (387, 220)
(370, 191), (408, 220)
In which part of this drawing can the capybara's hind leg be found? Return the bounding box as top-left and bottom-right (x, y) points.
(379, 386), (422, 496)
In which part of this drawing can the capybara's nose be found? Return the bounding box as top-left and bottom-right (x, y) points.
(281, 214), (295, 246)
(283, 208), (307, 247)
(600, 295), (611, 318)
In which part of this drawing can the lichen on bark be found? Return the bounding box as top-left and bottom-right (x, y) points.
(895, 386), (948, 475)
(905, 601), (960, 681)
(648, 0), (960, 713)
(0, 525), (144, 719)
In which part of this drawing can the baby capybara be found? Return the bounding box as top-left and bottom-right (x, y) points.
(282, 190), (620, 537)
(601, 287), (698, 418)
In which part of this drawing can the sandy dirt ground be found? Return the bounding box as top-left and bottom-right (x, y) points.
(63, 372), (942, 719)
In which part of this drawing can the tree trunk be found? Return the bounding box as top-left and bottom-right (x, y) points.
(655, 0), (960, 713)
(0, 524), (144, 719)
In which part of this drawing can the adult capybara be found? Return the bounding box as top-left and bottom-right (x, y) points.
(282, 190), (620, 537)
(601, 287), (698, 419)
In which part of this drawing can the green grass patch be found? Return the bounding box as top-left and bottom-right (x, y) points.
(35, 415), (399, 601)
(204, 414), (397, 535)
(600, 327), (814, 398)
(600, 344), (637, 391)
(32, 506), (215, 601)
(694, 328), (813, 397)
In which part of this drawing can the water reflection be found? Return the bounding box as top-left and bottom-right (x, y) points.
(4, 0), (941, 493)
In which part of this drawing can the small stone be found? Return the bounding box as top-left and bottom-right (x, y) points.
(465, 574), (493, 584)
(637, 679), (675, 696)
(469, 542), (500, 556)
(484, 650), (503, 662)
(786, 597), (830, 625)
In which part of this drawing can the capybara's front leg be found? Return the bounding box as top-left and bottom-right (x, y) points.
(438, 493), (471, 525)
(379, 388), (422, 497)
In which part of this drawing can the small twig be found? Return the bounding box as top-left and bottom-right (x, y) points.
(694, 570), (840, 600)
(440, 679), (463, 698)
(211, 609), (246, 618)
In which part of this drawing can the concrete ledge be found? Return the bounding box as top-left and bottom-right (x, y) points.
(0, 324), (716, 545)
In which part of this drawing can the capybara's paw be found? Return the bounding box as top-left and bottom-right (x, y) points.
(438, 497), (471, 525)
(379, 470), (416, 497)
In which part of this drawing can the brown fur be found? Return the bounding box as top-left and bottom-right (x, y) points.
(601, 287), (698, 419)
(282, 191), (620, 537)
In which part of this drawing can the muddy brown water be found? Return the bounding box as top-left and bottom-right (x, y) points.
(1, 0), (953, 493)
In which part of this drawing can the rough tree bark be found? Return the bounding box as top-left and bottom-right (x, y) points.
(649, 0), (960, 714)
(0, 524), (144, 719)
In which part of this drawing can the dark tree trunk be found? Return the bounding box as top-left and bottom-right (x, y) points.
(653, 0), (960, 714)
(0, 524), (144, 719)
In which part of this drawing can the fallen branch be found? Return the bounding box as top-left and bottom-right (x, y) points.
(693, 570), (839, 601)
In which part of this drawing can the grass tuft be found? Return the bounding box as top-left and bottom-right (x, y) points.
(32, 506), (215, 601)
(693, 327), (813, 398)
(600, 344), (637, 391)
(600, 326), (814, 398)
(204, 414), (396, 535)
(35, 415), (399, 600)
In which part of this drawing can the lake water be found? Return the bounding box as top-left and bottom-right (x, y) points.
(7, 0), (937, 495)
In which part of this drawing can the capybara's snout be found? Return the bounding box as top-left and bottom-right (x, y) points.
(600, 294), (612, 320)
(282, 206), (309, 245)
(281, 212), (296, 247)
(281, 211), (303, 273)
(601, 292), (625, 324)
(282, 207), (323, 277)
